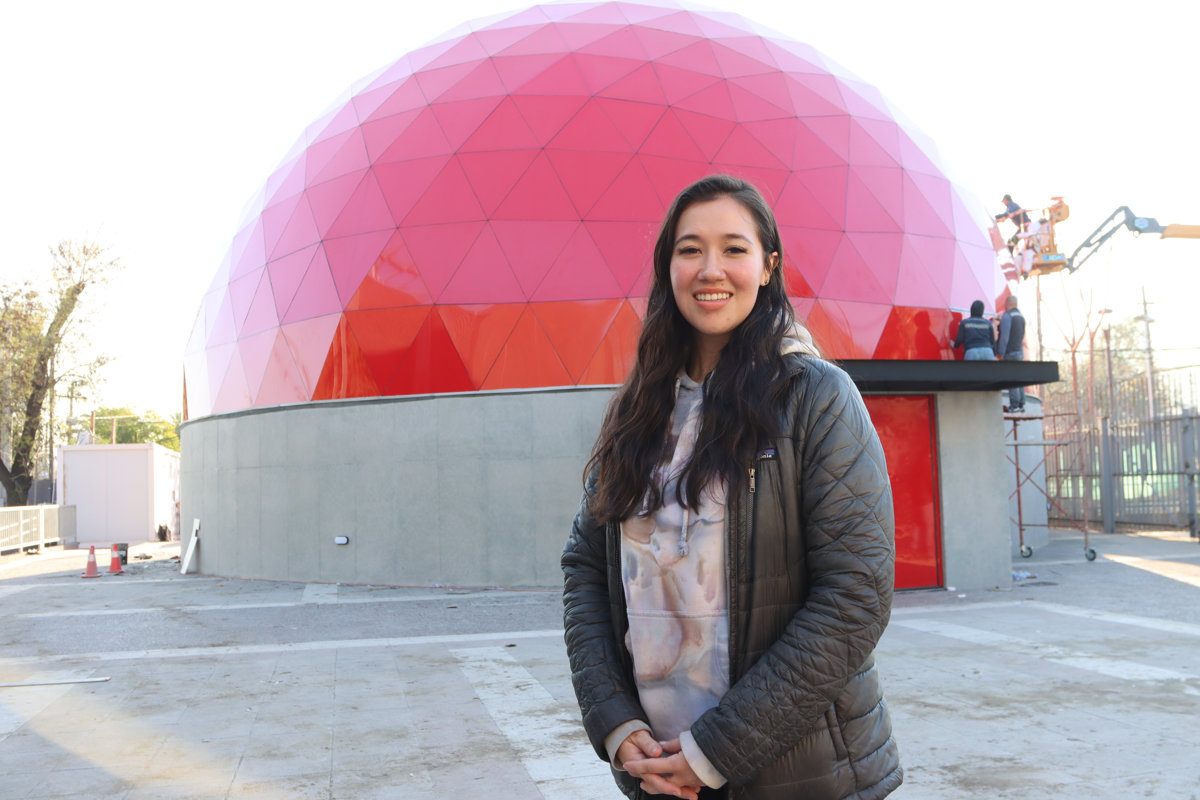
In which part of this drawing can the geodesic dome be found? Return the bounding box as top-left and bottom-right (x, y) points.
(184, 0), (1000, 419)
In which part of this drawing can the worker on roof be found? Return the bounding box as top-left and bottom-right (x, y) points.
(997, 295), (1027, 412)
(952, 300), (996, 361)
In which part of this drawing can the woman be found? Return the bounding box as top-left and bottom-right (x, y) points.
(562, 175), (902, 800)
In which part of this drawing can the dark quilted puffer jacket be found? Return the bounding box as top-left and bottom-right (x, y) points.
(563, 355), (902, 799)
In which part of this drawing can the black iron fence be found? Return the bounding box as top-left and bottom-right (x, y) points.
(1044, 368), (1200, 535)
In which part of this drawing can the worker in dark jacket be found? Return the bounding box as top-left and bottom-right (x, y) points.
(563, 175), (901, 800)
(952, 300), (996, 360)
(994, 194), (1030, 253)
(997, 295), (1027, 412)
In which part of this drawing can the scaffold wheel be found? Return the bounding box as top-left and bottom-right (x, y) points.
(1085, 547), (1097, 561)
(1020, 545), (1033, 558)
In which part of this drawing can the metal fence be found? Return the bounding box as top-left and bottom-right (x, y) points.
(1044, 368), (1200, 535)
(0, 505), (76, 555)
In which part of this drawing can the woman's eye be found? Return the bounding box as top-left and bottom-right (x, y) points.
(677, 246), (700, 255)
(727, 246), (747, 254)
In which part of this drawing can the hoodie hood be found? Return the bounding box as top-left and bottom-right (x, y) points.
(781, 322), (820, 358)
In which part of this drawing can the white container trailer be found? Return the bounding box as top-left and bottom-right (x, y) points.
(56, 443), (181, 546)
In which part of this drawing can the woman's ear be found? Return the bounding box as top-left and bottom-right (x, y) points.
(761, 251), (780, 286)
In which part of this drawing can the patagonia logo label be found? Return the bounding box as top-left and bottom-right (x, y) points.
(757, 447), (777, 460)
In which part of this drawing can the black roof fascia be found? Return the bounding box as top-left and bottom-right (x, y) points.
(837, 359), (1059, 392)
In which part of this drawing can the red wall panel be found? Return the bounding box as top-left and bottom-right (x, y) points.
(863, 395), (942, 590)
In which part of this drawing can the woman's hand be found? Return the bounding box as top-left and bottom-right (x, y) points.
(623, 738), (703, 799)
(615, 728), (662, 766)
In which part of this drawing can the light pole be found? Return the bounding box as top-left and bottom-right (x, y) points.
(1133, 288), (1156, 420)
(1103, 325), (1117, 420)
(1086, 309), (1112, 428)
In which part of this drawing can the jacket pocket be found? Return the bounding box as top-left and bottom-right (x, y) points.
(824, 706), (849, 762)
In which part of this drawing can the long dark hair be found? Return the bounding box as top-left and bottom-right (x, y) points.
(586, 174), (818, 523)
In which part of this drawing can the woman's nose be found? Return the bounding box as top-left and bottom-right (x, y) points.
(697, 252), (723, 279)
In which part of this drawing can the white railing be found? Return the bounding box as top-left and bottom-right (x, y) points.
(0, 505), (76, 554)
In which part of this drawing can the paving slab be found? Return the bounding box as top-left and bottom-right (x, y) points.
(1, 532), (1199, 798)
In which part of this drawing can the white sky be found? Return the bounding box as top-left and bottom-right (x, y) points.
(2, 0), (1197, 416)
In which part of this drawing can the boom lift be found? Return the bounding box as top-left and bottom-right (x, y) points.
(1064, 206), (1200, 274)
(998, 200), (1200, 280)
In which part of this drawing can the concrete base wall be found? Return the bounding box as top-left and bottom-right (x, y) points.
(936, 392), (1013, 591)
(179, 389), (612, 587)
(181, 388), (1016, 591)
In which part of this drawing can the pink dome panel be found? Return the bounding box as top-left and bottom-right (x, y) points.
(184, 0), (1001, 418)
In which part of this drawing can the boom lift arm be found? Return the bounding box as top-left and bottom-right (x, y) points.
(1067, 206), (1200, 273)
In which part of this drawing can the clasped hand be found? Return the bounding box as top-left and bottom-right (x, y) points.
(618, 730), (704, 799)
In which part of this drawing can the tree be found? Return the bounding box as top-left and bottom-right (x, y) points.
(0, 241), (116, 506)
(1042, 316), (1148, 423)
(88, 407), (180, 451)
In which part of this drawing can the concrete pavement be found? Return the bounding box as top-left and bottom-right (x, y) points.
(2, 530), (1199, 799)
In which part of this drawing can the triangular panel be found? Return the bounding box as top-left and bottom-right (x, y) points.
(584, 218), (659, 296)
(587, 158), (664, 221)
(439, 225), (528, 304)
(401, 158), (487, 226)
(844, 166), (904, 233)
(212, 348), (253, 415)
(458, 149), (540, 215)
(346, 231), (432, 310)
(492, 151), (580, 221)
(385, 311), (476, 395)
(510, 93), (590, 145)
(253, 333), (309, 408)
(532, 299), (622, 381)
(325, 170), (396, 239)
(237, 328), (279, 402)
(579, 300), (641, 384)
(323, 229), (394, 307)
(241, 270), (281, 337)
(345, 307), (432, 390)
(429, 96), (506, 150)
(545, 149), (632, 218)
(818, 235), (891, 304)
(281, 246), (342, 324)
(279, 313), (342, 396)
(459, 96), (540, 151)
(493, 220), (581, 297)
(594, 97), (665, 150)
(481, 307), (573, 390)
(438, 303), (526, 387)
(399, 221), (488, 300)
(312, 315), (382, 400)
(533, 225), (623, 301)
(374, 155), (455, 224)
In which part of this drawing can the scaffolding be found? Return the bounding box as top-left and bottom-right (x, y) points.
(1007, 407), (1096, 561)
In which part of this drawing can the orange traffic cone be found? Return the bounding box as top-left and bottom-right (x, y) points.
(106, 544), (124, 575)
(81, 545), (101, 578)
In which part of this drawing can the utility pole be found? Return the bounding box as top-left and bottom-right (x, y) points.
(1103, 325), (1117, 419)
(1134, 287), (1156, 420)
(48, 354), (55, 503)
(1035, 276), (1044, 361)
(65, 381), (86, 446)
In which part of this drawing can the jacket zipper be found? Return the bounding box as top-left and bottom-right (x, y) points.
(607, 521), (633, 675)
(728, 467), (754, 685)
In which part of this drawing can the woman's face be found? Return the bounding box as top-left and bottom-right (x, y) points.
(669, 195), (775, 356)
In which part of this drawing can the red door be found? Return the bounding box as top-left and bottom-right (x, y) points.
(863, 395), (942, 589)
